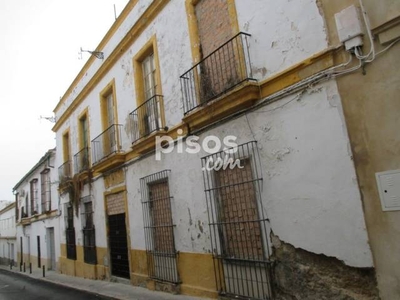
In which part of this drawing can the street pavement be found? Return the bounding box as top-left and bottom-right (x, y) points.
(0, 268), (113, 300)
(0, 265), (210, 300)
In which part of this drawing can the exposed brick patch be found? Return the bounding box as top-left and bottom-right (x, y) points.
(195, 0), (232, 57)
(106, 192), (125, 215)
(271, 233), (380, 300)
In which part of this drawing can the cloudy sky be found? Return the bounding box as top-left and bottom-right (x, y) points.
(0, 0), (129, 201)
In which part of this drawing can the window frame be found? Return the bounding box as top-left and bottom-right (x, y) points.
(133, 35), (165, 127)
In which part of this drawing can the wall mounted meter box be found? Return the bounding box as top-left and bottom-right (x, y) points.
(334, 5), (364, 50)
(376, 169), (400, 212)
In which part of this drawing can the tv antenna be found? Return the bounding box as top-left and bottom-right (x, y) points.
(78, 47), (104, 60)
(39, 115), (56, 123)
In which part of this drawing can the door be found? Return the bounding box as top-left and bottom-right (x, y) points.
(10, 244), (14, 265)
(20, 237), (23, 265)
(27, 236), (30, 264)
(37, 236), (41, 268)
(47, 228), (56, 270)
(108, 213), (130, 279)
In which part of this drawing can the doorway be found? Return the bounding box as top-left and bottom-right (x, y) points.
(106, 192), (130, 279)
(47, 228), (56, 270)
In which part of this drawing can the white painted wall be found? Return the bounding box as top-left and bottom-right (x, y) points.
(236, 0), (328, 80)
(0, 205), (16, 264)
(53, 0), (372, 269)
(124, 81), (372, 267)
(15, 151), (61, 269)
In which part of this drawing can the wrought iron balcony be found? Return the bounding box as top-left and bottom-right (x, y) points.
(130, 95), (163, 144)
(58, 160), (72, 184)
(74, 147), (90, 174)
(180, 32), (254, 115)
(91, 124), (123, 165)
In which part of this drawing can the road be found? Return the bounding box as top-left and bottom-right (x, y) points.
(0, 269), (114, 300)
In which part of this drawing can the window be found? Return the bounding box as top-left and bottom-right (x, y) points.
(23, 194), (29, 218)
(142, 53), (157, 101)
(81, 197), (96, 264)
(200, 141), (272, 299)
(130, 37), (164, 143)
(140, 170), (179, 283)
(41, 170), (51, 212)
(94, 80), (121, 161)
(214, 159), (264, 260)
(30, 179), (38, 215)
(75, 111), (90, 173)
(63, 130), (70, 164)
(59, 130), (71, 182)
(100, 80), (117, 131)
(65, 204), (76, 260)
(80, 114), (89, 149)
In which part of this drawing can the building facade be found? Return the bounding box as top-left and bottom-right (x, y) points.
(0, 202), (16, 266)
(51, 0), (399, 299)
(13, 149), (60, 271)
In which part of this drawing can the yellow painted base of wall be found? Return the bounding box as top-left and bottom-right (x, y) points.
(178, 252), (218, 299)
(59, 245), (110, 280)
(58, 246), (217, 298)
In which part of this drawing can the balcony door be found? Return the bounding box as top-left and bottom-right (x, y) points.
(100, 90), (119, 157)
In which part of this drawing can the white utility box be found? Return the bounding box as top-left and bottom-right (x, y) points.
(334, 5), (364, 50)
(376, 169), (400, 212)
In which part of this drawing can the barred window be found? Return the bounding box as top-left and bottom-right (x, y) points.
(81, 198), (96, 264)
(30, 179), (38, 215)
(41, 170), (51, 213)
(64, 204), (76, 260)
(214, 159), (264, 260)
(140, 170), (179, 283)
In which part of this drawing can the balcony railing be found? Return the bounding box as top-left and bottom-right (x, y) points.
(180, 32), (254, 115)
(91, 124), (123, 165)
(74, 147), (90, 174)
(130, 95), (163, 144)
(58, 160), (72, 184)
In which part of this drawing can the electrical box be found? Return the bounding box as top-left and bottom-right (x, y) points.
(376, 170), (400, 212)
(334, 5), (364, 50)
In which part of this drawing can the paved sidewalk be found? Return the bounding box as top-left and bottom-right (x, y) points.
(0, 264), (210, 300)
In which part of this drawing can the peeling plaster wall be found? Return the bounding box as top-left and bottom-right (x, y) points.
(125, 80), (372, 267)
(53, 0), (373, 271)
(235, 0), (328, 80)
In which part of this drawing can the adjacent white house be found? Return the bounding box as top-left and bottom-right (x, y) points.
(13, 149), (60, 271)
(0, 202), (16, 266)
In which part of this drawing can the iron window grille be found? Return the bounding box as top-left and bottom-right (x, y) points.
(64, 204), (76, 260)
(30, 179), (39, 215)
(180, 32), (255, 115)
(130, 95), (163, 144)
(74, 147), (90, 174)
(201, 141), (273, 300)
(140, 170), (179, 283)
(81, 196), (97, 264)
(91, 124), (123, 165)
(40, 169), (51, 213)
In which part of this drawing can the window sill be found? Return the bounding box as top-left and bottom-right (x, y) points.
(92, 152), (126, 175)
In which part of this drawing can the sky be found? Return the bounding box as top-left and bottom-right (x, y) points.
(0, 0), (129, 201)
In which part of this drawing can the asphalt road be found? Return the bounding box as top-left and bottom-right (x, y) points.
(0, 269), (115, 300)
